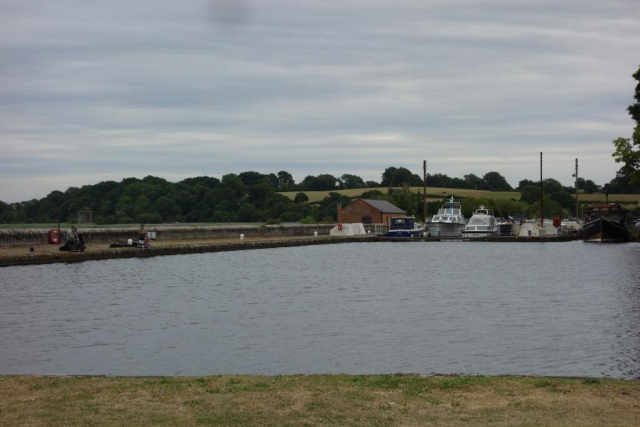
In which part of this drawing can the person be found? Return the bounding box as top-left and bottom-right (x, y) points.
(60, 226), (84, 251)
(68, 226), (79, 242)
(138, 223), (146, 240)
(138, 223), (149, 248)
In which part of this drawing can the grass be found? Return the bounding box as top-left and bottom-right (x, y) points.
(280, 187), (522, 203)
(280, 186), (640, 204)
(1, 375), (638, 426)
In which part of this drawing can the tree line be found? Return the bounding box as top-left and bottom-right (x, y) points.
(0, 166), (625, 225)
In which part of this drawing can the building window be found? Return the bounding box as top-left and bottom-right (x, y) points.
(362, 216), (372, 224)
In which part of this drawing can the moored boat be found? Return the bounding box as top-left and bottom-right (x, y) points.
(462, 205), (497, 238)
(581, 203), (630, 243)
(428, 197), (465, 237)
(385, 216), (423, 238)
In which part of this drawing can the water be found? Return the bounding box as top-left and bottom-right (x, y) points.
(1, 242), (639, 378)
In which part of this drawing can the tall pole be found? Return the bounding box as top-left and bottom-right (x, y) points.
(422, 160), (427, 225)
(575, 158), (579, 220)
(540, 152), (544, 227)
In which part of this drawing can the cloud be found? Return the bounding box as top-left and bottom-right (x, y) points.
(0, 0), (639, 201)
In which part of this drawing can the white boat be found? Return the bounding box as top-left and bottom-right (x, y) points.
(462, 205), (497, 238)
(428, 197), (465, 237)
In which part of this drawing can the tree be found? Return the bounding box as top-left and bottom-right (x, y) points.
(481, 172), (513, 191)
(583, 180), (598, 194)
(381, 167), (397, 187)
(612, 65), (640, 184)
(389, 167), (419, 187)
(294, 192), (309, 204)
(340, 174), (366, 189)
(277, 171), (295, 189)
(155, 196), (182, 220)
(464, 173), (482, 190)
(517, 179), (536, 190)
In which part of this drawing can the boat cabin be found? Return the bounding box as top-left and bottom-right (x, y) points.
(389, 216), (417, 230)
(583, 204), (627, 224)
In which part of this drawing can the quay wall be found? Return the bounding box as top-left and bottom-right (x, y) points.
(0, 225), (336, 246)
(0, 236), (371, 267)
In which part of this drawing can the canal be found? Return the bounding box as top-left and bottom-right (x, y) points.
(1, 241), (639, 378)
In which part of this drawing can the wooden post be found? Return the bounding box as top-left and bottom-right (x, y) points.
(540, 152), (544, 227)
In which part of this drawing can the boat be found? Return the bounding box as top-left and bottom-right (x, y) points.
(428, 197), (466, 237)
(581, 203), (630, 243)
(385, 216), (424, 238)
(462, 205), (497, 238)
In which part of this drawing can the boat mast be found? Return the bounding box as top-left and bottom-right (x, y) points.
(422, 160), (427, 225)
(540, 152), (544, 227)
(574, 158), (579, 220)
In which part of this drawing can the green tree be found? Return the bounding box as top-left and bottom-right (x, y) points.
(340, 174), (366, 189)
(464, 174), (482, 189)
(277, 171), (295, 189)
(294, 192), (309, 204)
(481, 172), (513, 191)
(155, 196), (182, 220)
(612, 65), (640, 183)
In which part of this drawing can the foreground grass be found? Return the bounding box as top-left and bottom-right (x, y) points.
(1, 375), (639, 426)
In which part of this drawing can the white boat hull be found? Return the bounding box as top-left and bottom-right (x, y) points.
(428, 222), (465, 237)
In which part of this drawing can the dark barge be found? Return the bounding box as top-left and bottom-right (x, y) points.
(581, 203), (630, 243)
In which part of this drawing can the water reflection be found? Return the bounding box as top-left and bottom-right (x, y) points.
(1, 242), (639, 378)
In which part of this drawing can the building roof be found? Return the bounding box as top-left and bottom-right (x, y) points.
(361, 199), (406, 213)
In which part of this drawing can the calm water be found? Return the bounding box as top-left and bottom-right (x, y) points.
(1, 242), (639, 378)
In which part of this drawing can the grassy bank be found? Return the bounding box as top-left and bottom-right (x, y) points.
(1, 375), (638, 426)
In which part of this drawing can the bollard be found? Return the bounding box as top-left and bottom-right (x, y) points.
(240, 234), (245, 240)
(314, 231), (318, 237)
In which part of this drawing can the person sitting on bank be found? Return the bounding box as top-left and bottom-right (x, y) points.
(61, 226), (83, 251)
(68, 226), (79, 242)
(138, 223), (149, 248)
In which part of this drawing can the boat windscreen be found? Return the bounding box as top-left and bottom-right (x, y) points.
(468, 217), (490, 225)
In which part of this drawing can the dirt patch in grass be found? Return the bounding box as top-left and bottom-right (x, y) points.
(1, 375), (638, 426)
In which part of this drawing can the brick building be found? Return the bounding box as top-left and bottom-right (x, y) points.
(337, 199), (406, 225)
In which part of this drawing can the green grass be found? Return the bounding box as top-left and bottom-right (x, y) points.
(1, 375), (638, 427)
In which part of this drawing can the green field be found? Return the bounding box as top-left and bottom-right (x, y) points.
(280, 187), (640, 204)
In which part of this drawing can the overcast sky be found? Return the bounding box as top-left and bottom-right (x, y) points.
(1, 0), (639, 202)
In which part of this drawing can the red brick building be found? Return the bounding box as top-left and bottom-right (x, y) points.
(337, 199), (406, 225)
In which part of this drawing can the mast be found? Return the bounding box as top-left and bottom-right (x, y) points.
(422, 160), (427, 224)
(540, 152), (544, 227)
(574, 158), (579, 220)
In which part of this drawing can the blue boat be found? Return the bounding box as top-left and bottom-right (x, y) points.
(385, 216), (424, 238)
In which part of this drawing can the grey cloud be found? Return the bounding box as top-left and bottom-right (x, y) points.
(0, 0), (639, 201)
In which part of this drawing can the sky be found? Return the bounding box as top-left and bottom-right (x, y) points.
(1, 0), (639, 203)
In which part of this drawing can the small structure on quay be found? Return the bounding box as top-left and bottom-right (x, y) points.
(77, 210), (93, 224)
(329, 223), (367, 236)
(337, 199), (406, 226)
